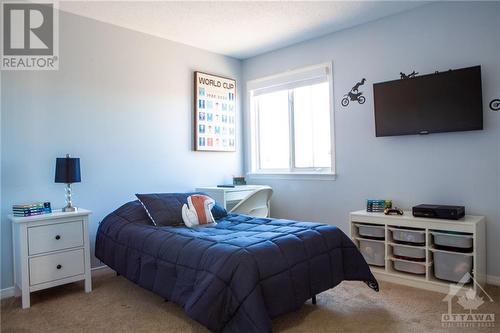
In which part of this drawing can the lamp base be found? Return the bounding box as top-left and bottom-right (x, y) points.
(62, 205), (77, 212)
(63, 183), (77, 212)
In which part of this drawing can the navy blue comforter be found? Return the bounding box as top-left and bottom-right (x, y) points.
(95, 200), (378, 333)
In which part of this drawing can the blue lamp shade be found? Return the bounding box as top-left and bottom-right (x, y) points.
(55, 157), (81, 183)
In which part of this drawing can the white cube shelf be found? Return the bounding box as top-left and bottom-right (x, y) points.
(350, 210), (486, 294)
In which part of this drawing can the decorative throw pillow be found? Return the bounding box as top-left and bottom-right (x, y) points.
(182, 194), (217, 228)
(136, 193), (186, 226)
(210, 201), (228, 220)
(135, 192), (226, 226)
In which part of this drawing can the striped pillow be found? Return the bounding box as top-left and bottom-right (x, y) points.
(182, 195), (216, 228)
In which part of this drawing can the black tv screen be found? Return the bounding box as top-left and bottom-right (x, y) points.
(373, 66), (483, 137)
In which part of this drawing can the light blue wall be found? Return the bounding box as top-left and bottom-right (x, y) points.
(0, 12), (242, 289)
(242, 2), (500, 277)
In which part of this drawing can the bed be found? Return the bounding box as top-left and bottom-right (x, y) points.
(95, 199), (378, 333)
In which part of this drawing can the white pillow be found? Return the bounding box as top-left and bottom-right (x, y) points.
(181, 194), (216, 228)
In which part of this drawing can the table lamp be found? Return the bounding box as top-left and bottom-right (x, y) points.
(55, 154), (81, 212)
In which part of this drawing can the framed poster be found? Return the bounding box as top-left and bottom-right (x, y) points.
(194, 71), (236, 152)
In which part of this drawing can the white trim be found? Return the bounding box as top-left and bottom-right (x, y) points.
(0, 265), (112, 300)
(245, 62), (336, 178)
(247, 172), (336, 181)
(1, 267), (498, 299)
(136, 197), (157, 226)
(288, 90), (295, 171)
(0, 286), (15, 300)
(91, 265), (110, 272)
(247, 62), (330, 91)
(487, 274), (500, 286)
(329, 62), (337, 178)
(252, 76), (328, 97)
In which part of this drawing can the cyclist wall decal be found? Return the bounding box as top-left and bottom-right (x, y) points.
(400, 71), (419, 79)
(341, 78), (366, 107)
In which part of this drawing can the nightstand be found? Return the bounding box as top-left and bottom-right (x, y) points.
(9, 209), (92, 309)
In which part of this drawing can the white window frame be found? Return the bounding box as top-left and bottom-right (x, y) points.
(245, 62), (336, 180)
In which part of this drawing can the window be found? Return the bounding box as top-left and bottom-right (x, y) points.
(247, 63), (334, 178)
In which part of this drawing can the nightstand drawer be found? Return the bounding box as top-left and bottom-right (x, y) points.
(28, 220), (83, 255)
(29, 249), (85, 285)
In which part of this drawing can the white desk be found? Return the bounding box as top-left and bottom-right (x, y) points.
(196, 185), (269, 211)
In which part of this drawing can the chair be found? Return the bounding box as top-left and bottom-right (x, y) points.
(229, 186), (273, 217)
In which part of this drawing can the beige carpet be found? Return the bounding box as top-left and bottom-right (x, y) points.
(2, 269), (499, 333)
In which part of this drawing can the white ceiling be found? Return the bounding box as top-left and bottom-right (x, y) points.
(60, 1), (428, 59)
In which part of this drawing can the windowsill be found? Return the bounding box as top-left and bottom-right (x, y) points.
(246, 172), (337, 181)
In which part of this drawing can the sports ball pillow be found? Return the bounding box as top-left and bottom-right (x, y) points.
(182, 194), (217, 227)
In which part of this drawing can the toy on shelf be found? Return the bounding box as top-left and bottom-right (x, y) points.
(366, 199), (392, 212)
(384, 207), (404, 215)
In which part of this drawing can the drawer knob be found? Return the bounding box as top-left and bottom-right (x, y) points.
(55, 235), (61, 240)
(56, 264), (62, 269)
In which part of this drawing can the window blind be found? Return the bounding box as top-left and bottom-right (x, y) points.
(249, 65), (330, 97)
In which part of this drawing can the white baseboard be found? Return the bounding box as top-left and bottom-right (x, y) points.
(0, 286), (15, 300)
(1, 265), (113, 300)
(91, 264), (110, 272)
(487, 274), (500, 286)
(1, 267), (498, 300)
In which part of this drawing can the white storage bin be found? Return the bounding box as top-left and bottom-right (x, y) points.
(356, 224), (385, 239)
(390, 227), (425, 244)
(431, 231), (473, 250)
(393, 259), (426, 275)
(433, 250), (473, 283)
(392, 244), (425, 261)
(358, 239), (385, 267)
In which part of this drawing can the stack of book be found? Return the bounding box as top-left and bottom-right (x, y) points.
(12, 202), (52, 217)
(366, 199), (392, 212)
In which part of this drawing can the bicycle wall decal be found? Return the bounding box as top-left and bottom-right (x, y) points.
(489, 98), (500, 111)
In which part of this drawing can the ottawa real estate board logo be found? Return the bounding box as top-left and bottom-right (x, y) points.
(1, 1), (59, 70)
(442, 273), (495, 328)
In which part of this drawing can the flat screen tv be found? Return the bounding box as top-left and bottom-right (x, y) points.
(373, 66), (483, 137)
